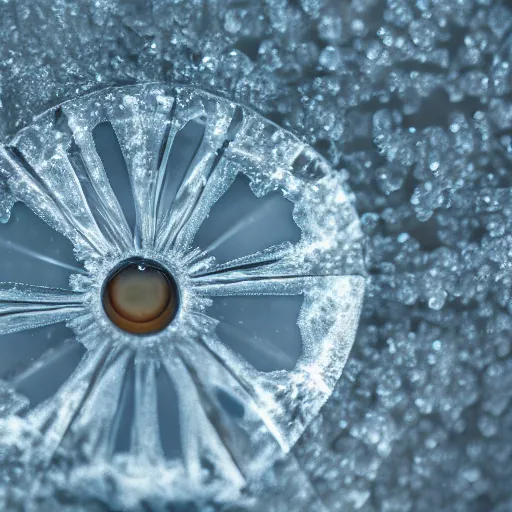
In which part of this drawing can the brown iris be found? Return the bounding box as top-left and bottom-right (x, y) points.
(103, 260), (178, 334)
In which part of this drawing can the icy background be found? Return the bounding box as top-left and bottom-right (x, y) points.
(0, 0), (511, 510)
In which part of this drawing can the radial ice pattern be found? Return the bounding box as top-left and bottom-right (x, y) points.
(0, 84), (365, 508)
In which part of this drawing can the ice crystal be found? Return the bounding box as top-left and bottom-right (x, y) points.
(0, 84), (364, 510)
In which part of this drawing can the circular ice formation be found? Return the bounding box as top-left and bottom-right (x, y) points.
(0, 84), (365, 508)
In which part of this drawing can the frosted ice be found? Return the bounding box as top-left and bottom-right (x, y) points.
(0, 0), (511, 510)
(0, 84), (365, 510)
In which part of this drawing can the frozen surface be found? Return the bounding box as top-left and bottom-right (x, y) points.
(0, 84), (364, 510)
(0, 0), (511, 510)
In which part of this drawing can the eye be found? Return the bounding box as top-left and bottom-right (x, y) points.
(103, 259), (179, 334)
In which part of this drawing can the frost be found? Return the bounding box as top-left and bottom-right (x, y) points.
(0, 184), (15, 224)
(0, 84), (364, 509)
(0, 0), (511, 509)
(0, 382), (29, 417)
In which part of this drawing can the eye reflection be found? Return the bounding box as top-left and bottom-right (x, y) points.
(103, 260), (178, 334)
